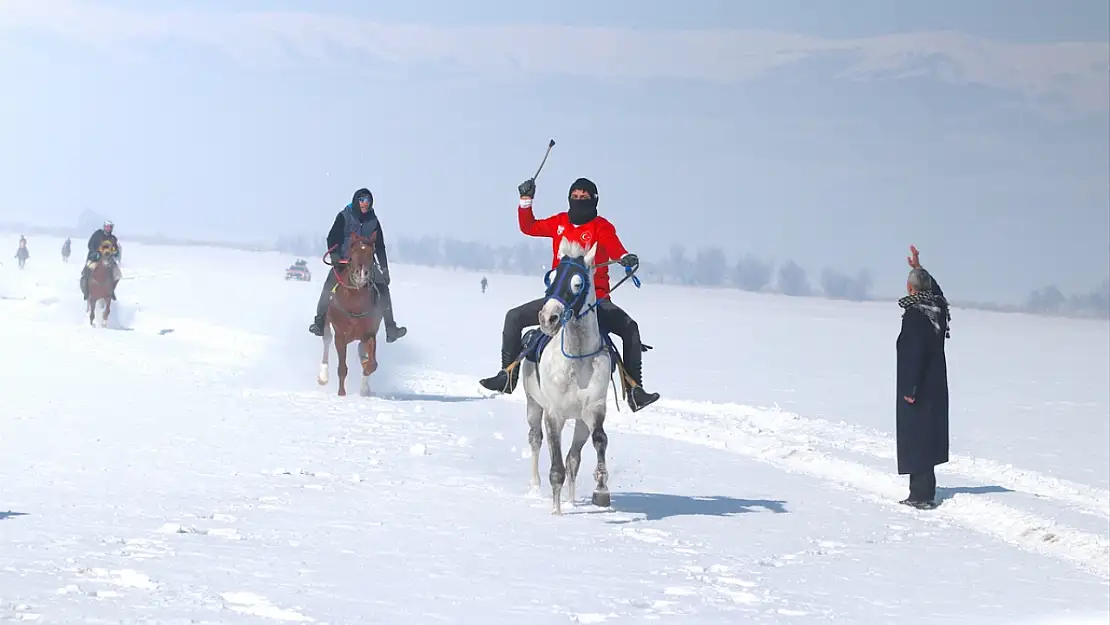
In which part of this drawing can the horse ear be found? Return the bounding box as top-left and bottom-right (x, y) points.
(584, 242), (598, 267)
(557, 237), (571, 258)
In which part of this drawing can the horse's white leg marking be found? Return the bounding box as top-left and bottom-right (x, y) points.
(356, 337), (373, 397)
(94, 299), (108, 328)
(317, 321), (331, 385)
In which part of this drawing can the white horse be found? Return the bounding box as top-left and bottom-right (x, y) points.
(520, 239), (613, 515)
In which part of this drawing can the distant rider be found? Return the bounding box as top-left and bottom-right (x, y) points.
(81, 220), (121, 300)
(308, 188), (408, 343)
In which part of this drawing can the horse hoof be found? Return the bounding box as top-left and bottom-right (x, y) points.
(338, 389), (346, 397)
(591, 491), (611, 508)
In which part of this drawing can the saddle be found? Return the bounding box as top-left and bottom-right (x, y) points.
(519, 328), (618, 377)
(518, 325), (652, 375)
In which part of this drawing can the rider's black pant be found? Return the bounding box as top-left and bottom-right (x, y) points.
(499, 297), (646, 386)
(314, 270), (396, 327)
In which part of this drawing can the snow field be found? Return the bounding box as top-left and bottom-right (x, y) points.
(0, 233), (1107, 623)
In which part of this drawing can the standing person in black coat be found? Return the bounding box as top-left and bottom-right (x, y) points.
(896, 245), (951, 510)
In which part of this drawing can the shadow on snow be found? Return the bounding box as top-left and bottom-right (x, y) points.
(377, 391), (491, 404)
(0, 511), (29, 521)
(936, 484), (1014, 502)
(604, 492), (788, 523)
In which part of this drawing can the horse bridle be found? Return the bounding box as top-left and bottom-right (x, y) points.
(544, 257), (627, 323)
(329, 238), (380, 319)
(544, 256), (593, 323)
(333, 238), (377, 290)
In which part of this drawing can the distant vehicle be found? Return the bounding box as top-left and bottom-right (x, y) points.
(285, 259), (311, 281)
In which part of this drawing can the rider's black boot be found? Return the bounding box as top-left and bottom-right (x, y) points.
(80, 271), (89, 301)
(479, 348), (520, 394)
(385, 322), (407, 343)
(623, 358), (660, 412)
(309, 279), (332, 336)
(378, 284), (407, 343)
(309, 314), (325, 337)
(627, 386), (660, 412)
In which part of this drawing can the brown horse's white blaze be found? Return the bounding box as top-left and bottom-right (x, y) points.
(316, 232), (384, 397)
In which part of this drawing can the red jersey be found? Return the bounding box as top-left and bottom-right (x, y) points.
(518, 204), (629, 300)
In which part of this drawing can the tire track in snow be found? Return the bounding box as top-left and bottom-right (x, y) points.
(411, 373), (1110, 580)
(444, 364), (1109, 524)
(415, 377), (1110, 586)
(660, 398), (1110, 521)
(605, 405), (1110, 580)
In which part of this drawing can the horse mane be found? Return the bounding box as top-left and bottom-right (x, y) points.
(556, 238), (595, 265)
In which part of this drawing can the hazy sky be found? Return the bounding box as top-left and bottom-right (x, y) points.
(1, 0), (1107, 302)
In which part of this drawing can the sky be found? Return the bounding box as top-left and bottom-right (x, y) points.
(1, 0), (1107, 303)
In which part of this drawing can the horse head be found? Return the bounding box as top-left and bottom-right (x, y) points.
(96, 241), (118, 267)
(344, 231), (378, 288)
(538, 239), (598, 337)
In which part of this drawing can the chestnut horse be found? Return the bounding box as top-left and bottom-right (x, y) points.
(87, 240), (121, 328)
(316, 232), (384, 396)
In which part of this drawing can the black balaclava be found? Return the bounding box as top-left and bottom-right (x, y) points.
(351, 188), (375, 221)
(567, 177), (599, 225)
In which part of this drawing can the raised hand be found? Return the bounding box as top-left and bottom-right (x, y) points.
(518, 178), (536, 199)
(907, 245), (921, 269)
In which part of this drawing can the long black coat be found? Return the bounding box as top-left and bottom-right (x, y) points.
(895, 295), (950, 475)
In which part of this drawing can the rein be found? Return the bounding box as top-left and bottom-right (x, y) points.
(329, 264), (378, 319)
(546, 258), (641, 360)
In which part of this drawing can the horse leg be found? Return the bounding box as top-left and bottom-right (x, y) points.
(525, 392), (543, 490)
(365, 334), (378, 374)
(545, 415), (567, 515)
(590, 410), (611, 508)
(357, 337), (375, 397)
(317, 321), (332, 385)
(334, 335), (349, 397)
(102, 297), (111, 328)
(564, 418), (591, 507)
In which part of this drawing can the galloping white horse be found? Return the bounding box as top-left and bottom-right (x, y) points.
(520, 239), (613, 515)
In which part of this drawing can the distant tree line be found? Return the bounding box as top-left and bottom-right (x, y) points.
(273, 232), (1109, 319)
(6, 217), (1103, 319)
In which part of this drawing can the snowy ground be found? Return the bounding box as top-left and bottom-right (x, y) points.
(1, 233), (1107, 624)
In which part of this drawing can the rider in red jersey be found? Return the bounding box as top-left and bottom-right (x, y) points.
(479, 177), (660, 412)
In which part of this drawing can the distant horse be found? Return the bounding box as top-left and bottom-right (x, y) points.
(520, 239), (614, 515)
(61, 239), (71, 263)
(317, 232), (384, 397)
(87, 241), (121, 328)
